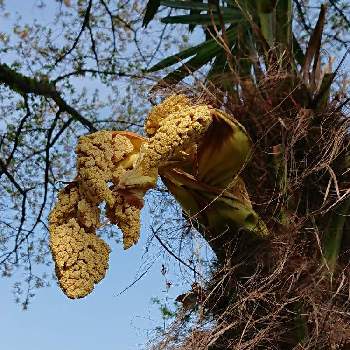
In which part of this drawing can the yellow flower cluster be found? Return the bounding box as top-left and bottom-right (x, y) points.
(119, 96), (212, 190)
(106, 190), (142, 249)
(49, 94), (267, 298)
(145, 94), (193, 137)
(49, 131), (146, 298)
(49, 183), (110, 299)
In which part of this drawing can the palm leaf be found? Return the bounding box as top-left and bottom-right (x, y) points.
(147, 40), (218, 73)
(323, 198), (350, 274)
(276, 0), (292, 49)
(147, 28), (236, 72)
(143, 0), (161, 27)
(188, 0), (203, 32)
(293, 34), (305, 66)
(302, 4), (326, 80)
(161, 12), (242, 25)
(153, 29), (238, 86)
(155, 44), (223, 86)
(160, 0), (216, 11)
(258, 12), (274, 46)
(257, 0), (276, 46)
(207, 50), (229, 78)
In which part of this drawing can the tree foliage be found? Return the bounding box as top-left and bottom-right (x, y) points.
(0, 0), (186, 307)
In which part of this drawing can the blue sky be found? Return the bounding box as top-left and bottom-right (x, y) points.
(0, 209), (186, 350)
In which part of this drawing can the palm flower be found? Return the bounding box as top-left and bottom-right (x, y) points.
(49, 95), (267, 297)
(49, 131), (147, 298)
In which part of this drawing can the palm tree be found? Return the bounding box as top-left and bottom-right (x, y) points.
(140, 1), (350, 348)
(48, 1), (350, 347)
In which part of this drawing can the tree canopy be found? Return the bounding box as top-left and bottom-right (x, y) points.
(0, 0), (190, 307)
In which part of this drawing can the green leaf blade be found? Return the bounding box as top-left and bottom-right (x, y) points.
(143, 0), (161, 27)
(161, 11), (242, 25)
(160, 0), (215, 11)
(147, 28), (237, 72)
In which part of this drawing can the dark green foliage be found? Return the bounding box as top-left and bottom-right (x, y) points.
(143, 0), (161, 27)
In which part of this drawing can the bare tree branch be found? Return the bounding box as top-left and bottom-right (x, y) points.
(151, 226), (201, 277)
(1, 96), (31, 174)
(0, 158), (25, 194)
(329, 0), (350, 29)
(99, 0), (117, 51)
(53, 68), (148, 83)
(54, 0), (93, 65)
(293, 0), (311, 33)
(0, 63), (97, 131)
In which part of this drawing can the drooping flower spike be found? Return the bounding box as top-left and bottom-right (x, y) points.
(49, 131), (146, 298)
(49, 95), (267, 298)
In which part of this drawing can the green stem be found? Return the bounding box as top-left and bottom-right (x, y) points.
(294, 302), (308, 345)
(323, 198), (350, 274)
